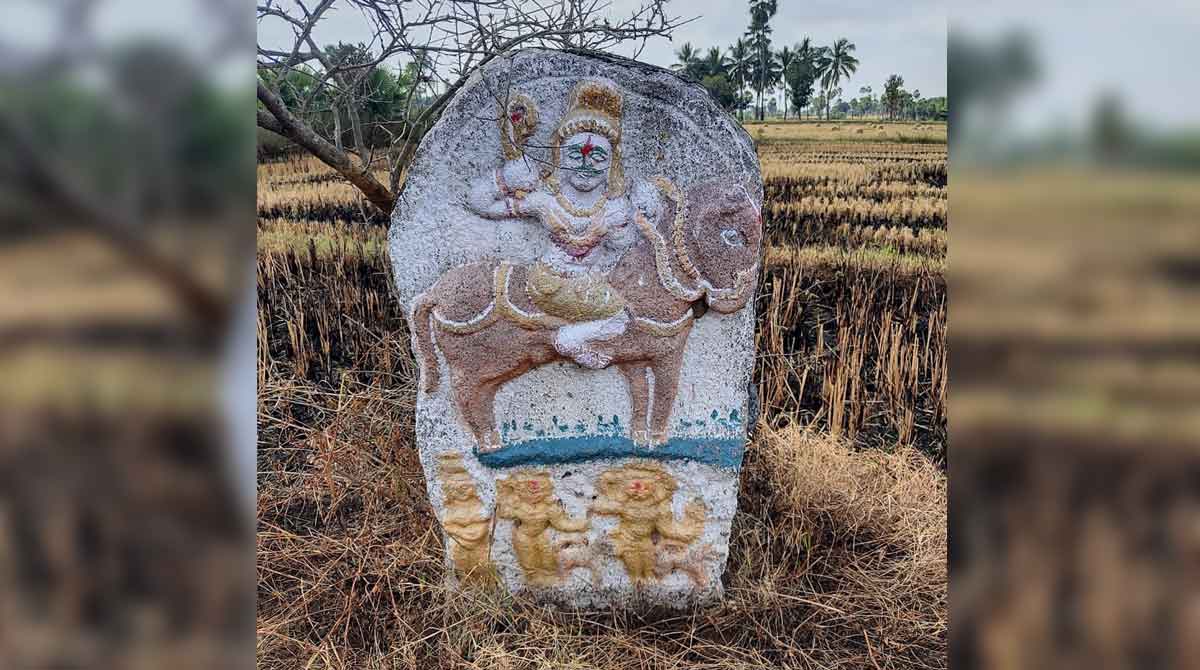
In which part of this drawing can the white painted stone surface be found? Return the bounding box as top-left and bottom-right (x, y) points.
(389, 48), (762, 608)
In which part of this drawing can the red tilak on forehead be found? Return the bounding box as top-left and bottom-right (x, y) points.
(580, 135), (595, 157)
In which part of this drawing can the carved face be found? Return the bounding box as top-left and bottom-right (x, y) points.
(625, 475), (658, 501)
(685, 180), (762, 313)
(510, 473), (551, 504)
(443, 480), (478, 503)
(600, 465), (675, 506)
(560, 132), (612, 194)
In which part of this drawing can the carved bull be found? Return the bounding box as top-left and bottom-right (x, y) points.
(410, 177), (761, 452)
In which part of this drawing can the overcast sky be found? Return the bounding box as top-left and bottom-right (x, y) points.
(617, 0), (947, 97)
(254, 0), (947, 99)
(953, 0), (1199, 131)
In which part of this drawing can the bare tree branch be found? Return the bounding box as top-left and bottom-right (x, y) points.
(0, 113), (228, 328)
(257, 79), (395, 214)
(256, 0), (691, 218)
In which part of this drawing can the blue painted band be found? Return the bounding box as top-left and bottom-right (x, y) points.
(474, 434), (745, 469)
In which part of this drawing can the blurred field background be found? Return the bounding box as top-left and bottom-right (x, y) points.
(256, 116), (949, 668)
(0, 1), (254, 667)
(950, 3), (1200, 668)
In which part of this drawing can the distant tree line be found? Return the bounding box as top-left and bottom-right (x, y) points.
(671, 0), (947, 122)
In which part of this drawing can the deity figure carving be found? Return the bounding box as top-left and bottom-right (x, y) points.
(496, 470), (589, 586)
(465, 78), (648, 370)
(437, 453), (494, 584)
(590, 462), (707, 583)
(417, 146), (753, 451)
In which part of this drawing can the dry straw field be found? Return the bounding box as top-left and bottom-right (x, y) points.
(257, 120), (948, 669)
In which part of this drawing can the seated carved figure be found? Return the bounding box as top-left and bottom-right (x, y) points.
(465, 79), (644, 370)
(589, 462), (707, 583)
(412, 176), (761, 453)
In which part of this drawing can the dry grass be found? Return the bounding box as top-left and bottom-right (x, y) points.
(256, 373), (947, 670)
(255, 119), (949, 668)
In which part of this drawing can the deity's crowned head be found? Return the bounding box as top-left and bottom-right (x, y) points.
(551, 78), (625, 197)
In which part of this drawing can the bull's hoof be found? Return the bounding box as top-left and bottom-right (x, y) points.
(649, 430), (669, 447)
(477, 430), (503, 453)
(632, 429), (651, 447)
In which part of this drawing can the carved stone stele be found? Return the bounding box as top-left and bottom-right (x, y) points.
(389, 48), (762, 608)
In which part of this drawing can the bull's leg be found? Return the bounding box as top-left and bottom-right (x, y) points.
(464, 379), (505, 453)
(450, 375), (491, 450)
(647, 351), (686, 446)
(617, 362), (651, 446)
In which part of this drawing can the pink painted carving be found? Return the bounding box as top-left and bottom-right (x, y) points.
(411, 177), (761, 451)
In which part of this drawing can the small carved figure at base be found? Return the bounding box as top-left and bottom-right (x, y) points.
(497, 470), (589, 586)
(555, 535), (605, 587)
(655, 541), (716, 588)
(590, 462), (707, 583)
(438, 453), (495, 585)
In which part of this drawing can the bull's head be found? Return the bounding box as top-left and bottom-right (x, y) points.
(680, 179), (762, 314)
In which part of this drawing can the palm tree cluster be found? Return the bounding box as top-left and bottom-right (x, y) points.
(671, 3), (861, 121)
(669, 0), (943, 122)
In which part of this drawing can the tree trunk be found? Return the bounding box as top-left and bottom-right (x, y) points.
(332, 108), (343, 152)
(348, 102), (365, 156)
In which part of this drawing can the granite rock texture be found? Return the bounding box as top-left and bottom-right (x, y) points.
(388, 48), (762, 608)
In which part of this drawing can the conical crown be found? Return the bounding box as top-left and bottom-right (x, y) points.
(556, 78), (623, 145)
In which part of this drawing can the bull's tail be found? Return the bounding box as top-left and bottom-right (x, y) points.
(411, 294), (440, 393)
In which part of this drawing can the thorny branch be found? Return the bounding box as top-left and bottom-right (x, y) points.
(256, 0), (690, 217)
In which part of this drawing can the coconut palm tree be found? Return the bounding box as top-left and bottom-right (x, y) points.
(793, 37), (816, 118)
(701, 46), (726, 79)
(727, 38), (754, 121)
(672, 42), (700, 79)
(745, 0), (778, 121)
(777, 45), (795, 118)
(812, 46), (831, 118)
(751, 51), (783, 119)
(818, 37), (859, 120)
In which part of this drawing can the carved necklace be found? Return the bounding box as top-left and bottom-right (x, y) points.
(554, 190), (607, 217)
(545, 208), (608, 252)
